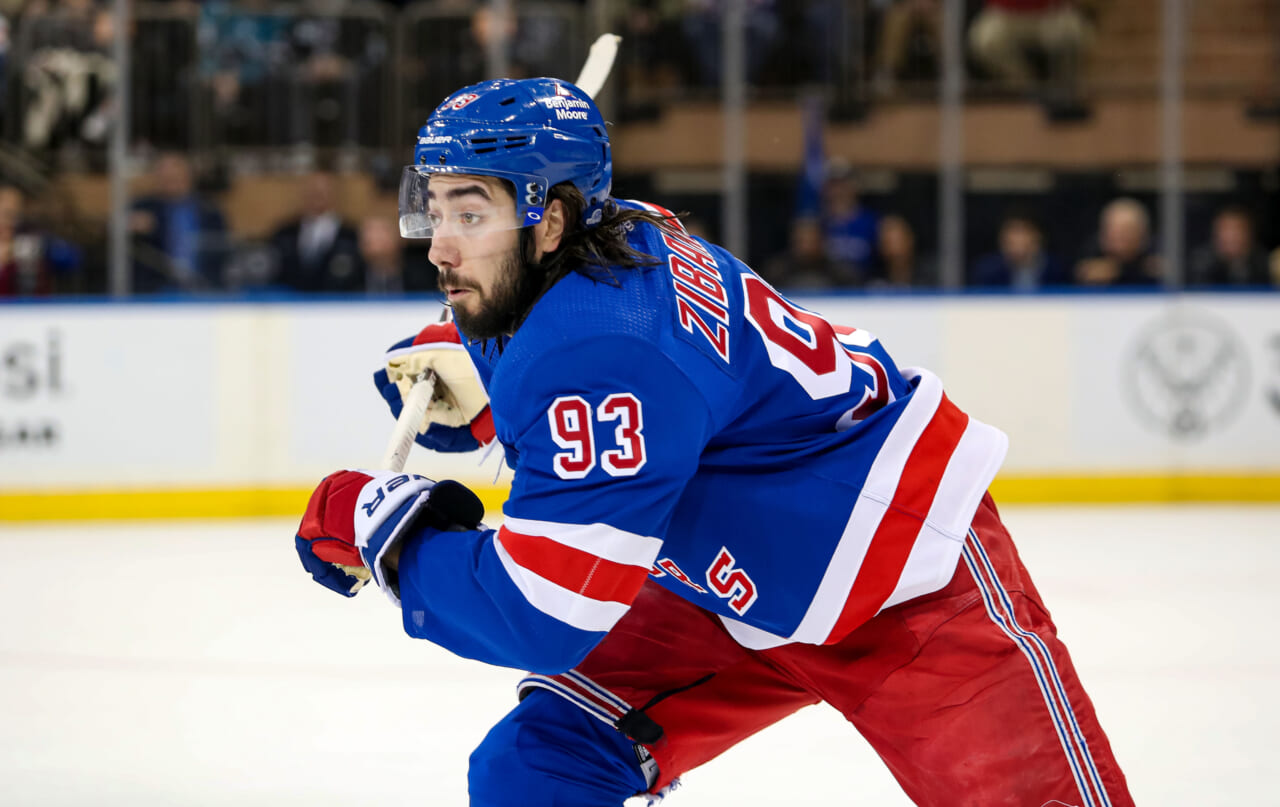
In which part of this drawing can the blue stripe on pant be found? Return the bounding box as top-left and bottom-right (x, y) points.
(469, 689), (648, 806)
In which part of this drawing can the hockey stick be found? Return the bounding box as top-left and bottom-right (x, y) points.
(333, 370), (437, 590)
(574, 34), (621, 98)
(382, 370), (437, 472)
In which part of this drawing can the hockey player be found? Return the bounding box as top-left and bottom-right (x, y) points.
(293, 77), (1133, 806)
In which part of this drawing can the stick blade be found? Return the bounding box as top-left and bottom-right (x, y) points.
(574, 34), (621, 99)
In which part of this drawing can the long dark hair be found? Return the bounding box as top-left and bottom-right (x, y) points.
(496, 184), (684, 337)
(526, 184), (683, 290)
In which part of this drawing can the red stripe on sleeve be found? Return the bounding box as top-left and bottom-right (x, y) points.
(498, 526), (650, 606)
(825, 395), (970, 642)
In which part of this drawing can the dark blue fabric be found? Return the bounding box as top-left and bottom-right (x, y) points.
(294, 534), (362, 597)
(469, 690), (646, 807)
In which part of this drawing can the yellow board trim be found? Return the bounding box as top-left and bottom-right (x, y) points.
(1, 475), (1278, 521)
(989, 474), (1280, 504)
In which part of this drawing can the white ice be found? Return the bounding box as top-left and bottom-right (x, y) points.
(1, 505), (1277, 806)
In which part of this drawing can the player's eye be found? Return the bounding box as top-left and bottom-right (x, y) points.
(459, 211), (483, 226)
(426, 211), (443, 229)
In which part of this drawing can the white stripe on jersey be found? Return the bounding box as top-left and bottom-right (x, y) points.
(501, 515), (663, 568)
(787, 368), (945, 645)
(880, 414), (1008, 610)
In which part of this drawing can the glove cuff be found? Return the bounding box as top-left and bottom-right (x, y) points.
(352, 472), (437, 607)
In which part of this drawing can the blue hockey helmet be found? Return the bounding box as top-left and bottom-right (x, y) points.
(399, 77), (612, 238)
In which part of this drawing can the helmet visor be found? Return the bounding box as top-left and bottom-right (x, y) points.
(398, 166), (550, 239)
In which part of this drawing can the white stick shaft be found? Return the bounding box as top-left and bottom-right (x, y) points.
(381, 372), (436, 472)
(574, 34), (620, 98)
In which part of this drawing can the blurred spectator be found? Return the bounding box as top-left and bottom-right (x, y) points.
(760, 216), (855, 290)
(423, 4), (573, 108)
(199, 0), (291, 146)
(766, 0), (846, 87)
(681, 0), (780, 87)
(872, 0), (941, 95)
(970, 212), (1069, 290)
(968, 0), (1091, 106)
(821, 161), (881, 283)
(613, 0), (687, 120)
(129, 152), (229, 293)
(419, 4), (524, 114)
(0, 184), (83, 296)
(873, 214), (935, 288)
(1075, 197), (1162, 287)
(19, 0), (117, 151)
(270, 171), (363, 292)
(1187, 205), (1274, 287)
(0, 184), (47, 295)
(286, 9), (390, 148)
(359, 216), (437, 295)
(0, 11), (10, 124)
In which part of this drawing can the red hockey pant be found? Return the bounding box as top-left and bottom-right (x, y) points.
(544, 495), (1133, 806)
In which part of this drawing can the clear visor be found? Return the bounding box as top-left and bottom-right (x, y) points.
(398, 166), (549, 239)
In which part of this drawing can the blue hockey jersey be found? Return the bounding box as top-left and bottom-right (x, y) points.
(395, 201), (1007, 673)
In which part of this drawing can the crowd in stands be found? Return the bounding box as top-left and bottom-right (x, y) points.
(756, 162), (1280, 292)
(1, 0), (1107, 155)
(0, 0), (1276, 297)
(112, 151), (438, 296)
(6, 147), (1274, 298)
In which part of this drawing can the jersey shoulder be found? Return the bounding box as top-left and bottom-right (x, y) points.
(497, 203), (701, 370)
(488, 203), (749, 423)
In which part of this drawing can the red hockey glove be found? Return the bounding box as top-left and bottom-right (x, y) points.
(294, 470), (484, 603)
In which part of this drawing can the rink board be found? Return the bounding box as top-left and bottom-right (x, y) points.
(2, 292), (1278, 518)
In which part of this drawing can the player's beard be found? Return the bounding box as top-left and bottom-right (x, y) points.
(441, 242), (538, 341)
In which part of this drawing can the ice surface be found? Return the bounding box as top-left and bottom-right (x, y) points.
(1, 505), (1276, 805)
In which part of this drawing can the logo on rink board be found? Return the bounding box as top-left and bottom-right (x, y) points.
(0, 330), (64, 451)
(1124, 311), (1249, 439)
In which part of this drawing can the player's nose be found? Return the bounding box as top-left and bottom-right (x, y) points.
(428, 234), (460, 270)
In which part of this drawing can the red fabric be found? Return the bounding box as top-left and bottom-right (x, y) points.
(0, 257), (50, 296)
(564, 495), (1134, 805)
(497, 526), (650, 604)
(470, 405), (497, 445)
(413, 321), (463, 346)
(297, 471), (370, 566)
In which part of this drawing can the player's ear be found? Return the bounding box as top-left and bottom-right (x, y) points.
(533, 199), (567, 256)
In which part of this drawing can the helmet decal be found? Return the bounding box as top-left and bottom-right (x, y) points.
(448, 93), (481, 111)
